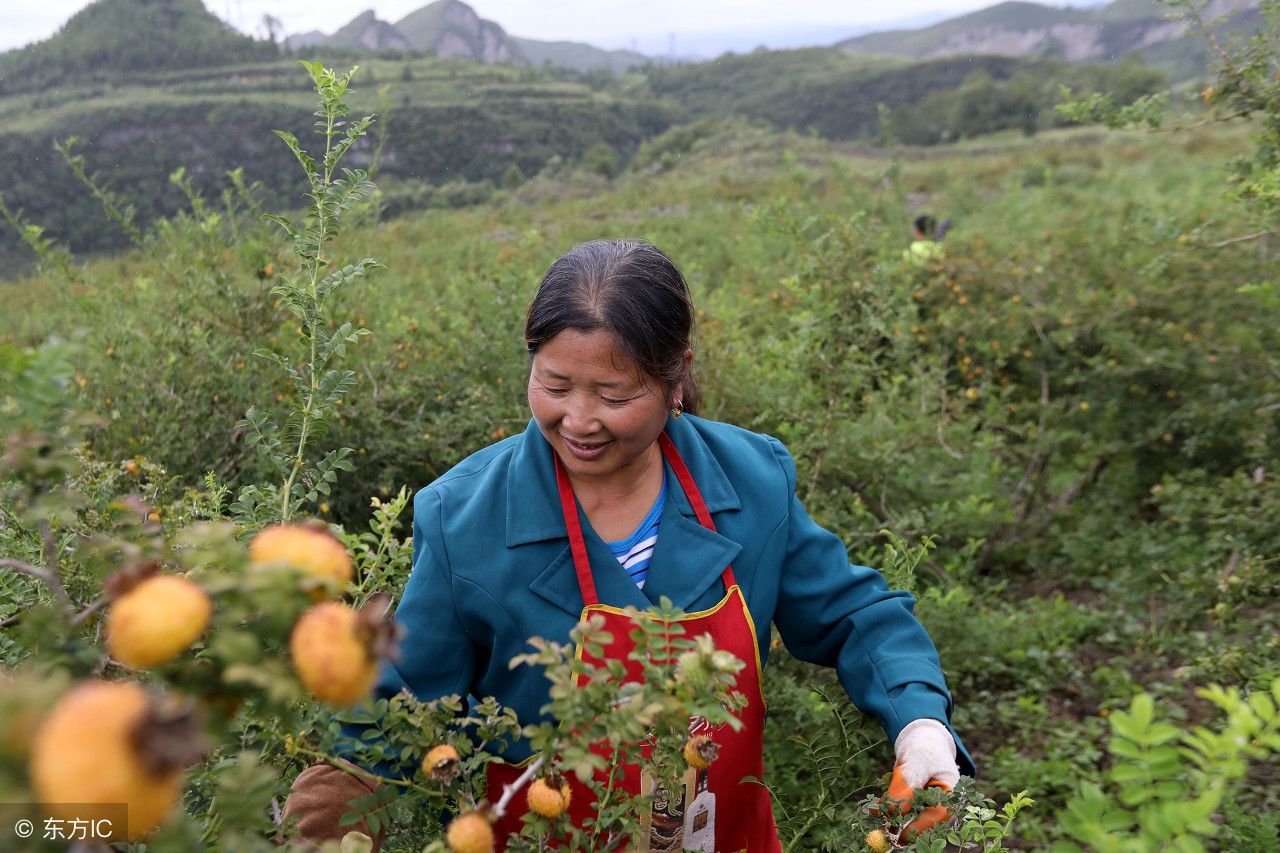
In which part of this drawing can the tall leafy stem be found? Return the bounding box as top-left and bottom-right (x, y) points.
(233, 62), (382, 527)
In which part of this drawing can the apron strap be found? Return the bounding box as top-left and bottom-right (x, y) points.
(658, 433), (738, 589)
(553, 430), (738, 608)
(554, 451), (599, 606)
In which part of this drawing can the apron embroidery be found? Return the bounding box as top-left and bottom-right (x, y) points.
(487, 431), (781, 851)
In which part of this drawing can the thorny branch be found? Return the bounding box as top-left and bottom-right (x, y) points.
(491, 755), (545, 820)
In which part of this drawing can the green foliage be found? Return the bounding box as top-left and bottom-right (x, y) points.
(234, 63), (380, 527)
(887, 60), (1165, 144)
(506, 602), (745, 849)
(580, 141), (620, 179)
(1054, 680), (1280, 851)
(851, 778), (1034, 852)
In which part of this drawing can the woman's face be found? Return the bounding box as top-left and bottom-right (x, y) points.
(528, 329), (677, 486)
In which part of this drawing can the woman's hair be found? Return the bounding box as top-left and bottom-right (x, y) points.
(525, 239), (702, 414)
(914, 214), (937, 237)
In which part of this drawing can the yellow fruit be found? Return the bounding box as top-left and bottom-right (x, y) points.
(30, 682), (183, 840)
(527, 776), (572, 818)
(424, 743), (459, 767)
(866, 828), (893, 852)
(422, 743), (461, 783)
(249, 522), (353, 592)
(682, 734), (719, 770)
(445, 811), (494, 853)
(107, 576), (212, 669)
(290, 602), (378, 707)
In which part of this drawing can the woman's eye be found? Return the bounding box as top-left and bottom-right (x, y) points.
(544, 387), (569, 396)
(601, 396), (628, 405)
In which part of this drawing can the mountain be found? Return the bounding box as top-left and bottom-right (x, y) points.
(284, 30), (328, 51)
(289, 0), (650, 72)
(393, 0), (519, 62)
(328, 10), (412, 52)
(0, 0), (276, 93)
(837, 0), (1260, 80)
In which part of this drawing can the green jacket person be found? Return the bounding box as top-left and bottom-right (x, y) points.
(284, 239), (974, 850)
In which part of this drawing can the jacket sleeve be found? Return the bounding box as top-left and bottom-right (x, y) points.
(764, 437), (976, 776)
(372, 485), (480, 709)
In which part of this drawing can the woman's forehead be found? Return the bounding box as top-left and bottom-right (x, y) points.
(531, 329), (648, 386)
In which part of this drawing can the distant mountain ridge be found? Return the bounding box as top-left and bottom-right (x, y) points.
(837, 0), (1259, 79)
(289, 0), (649, 72)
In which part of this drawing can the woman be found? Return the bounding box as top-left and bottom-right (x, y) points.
(285, 239), (974, 850)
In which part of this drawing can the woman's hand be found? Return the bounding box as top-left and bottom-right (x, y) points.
(893, 718), (960, 789)
(871, 719), (959, 843)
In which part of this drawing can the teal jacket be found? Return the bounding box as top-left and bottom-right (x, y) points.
(380, 413), (974, 775)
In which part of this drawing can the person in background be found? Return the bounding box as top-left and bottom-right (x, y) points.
(905, 213), (948, 265)
(284, 239), (973, 851)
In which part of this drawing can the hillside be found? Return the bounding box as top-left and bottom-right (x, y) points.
(0, 33), (1166, 262)
(0, 0), (277, 94)
(0, 55), (675, 260)
(838, 0), (1260, 81)
(644, 47), (1162, 142)
(510, 37), (649, 74)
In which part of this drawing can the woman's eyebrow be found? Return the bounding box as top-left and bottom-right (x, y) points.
(534, 368), (634, 390)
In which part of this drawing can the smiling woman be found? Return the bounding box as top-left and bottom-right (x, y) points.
(284, 239), (973, 851)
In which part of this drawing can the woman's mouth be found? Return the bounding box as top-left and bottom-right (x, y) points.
(563, 436), (611, 461)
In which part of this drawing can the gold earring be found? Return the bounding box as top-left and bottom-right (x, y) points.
(671, 401), (684, 419)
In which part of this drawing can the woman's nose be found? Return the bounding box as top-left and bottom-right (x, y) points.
(561, 393), (599, 433)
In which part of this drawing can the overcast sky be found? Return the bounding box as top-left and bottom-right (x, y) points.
(1, 0), (1106, 55)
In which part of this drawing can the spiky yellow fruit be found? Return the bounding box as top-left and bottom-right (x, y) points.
(30, 682), (184, 840)
(445, 811), (494, 853)
(422, 743), (461, 783)
(249, 522), (353, 593)
(682, 734), (719, 770)
(527, 776), (572, 818)
(106, 575), (212, 669)
(290, 602), (378, 707)
(866, 829), (893, 852)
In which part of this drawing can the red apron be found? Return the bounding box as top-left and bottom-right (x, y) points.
(487, 433), (781, 851)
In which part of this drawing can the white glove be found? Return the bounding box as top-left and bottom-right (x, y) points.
(894, 718), (960, 789)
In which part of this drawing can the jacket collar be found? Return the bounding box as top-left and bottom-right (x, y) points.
(510, 414), (743, 615)
(505, 414), (740, 547)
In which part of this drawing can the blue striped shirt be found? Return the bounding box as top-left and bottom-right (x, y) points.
(604, 478), (665, 589)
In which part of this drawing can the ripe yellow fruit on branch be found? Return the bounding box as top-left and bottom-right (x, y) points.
(527, 776), (572, 818)
(30, 682), (185, 841)
(106, 575), (212, 669)
(865, 828), (893, 852)
(249, 522), (353, 595)
(422, 743), (461, 783)
(683, 734), (720, 770)
(446, 811), (494, 853)
(290, 602), (379, 707)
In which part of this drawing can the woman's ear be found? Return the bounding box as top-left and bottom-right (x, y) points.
(674, 349), (693, 407)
